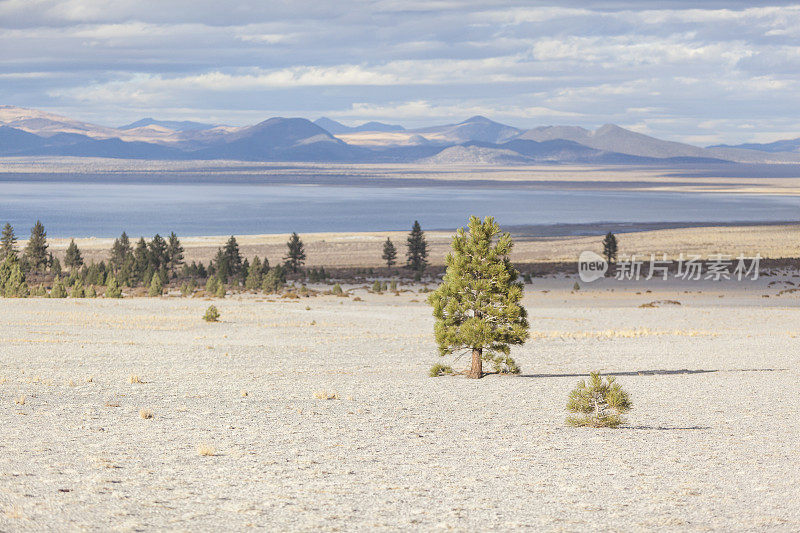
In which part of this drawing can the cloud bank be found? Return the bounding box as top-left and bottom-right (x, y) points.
(2, 1), (799, 143)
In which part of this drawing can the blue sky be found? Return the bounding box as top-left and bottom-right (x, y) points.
(1, 1), (799, 144)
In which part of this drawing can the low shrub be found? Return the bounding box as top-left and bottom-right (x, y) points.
(429, 363), (454, 377)
(203, 305), (220, 322)
(566, 372), (632, 428)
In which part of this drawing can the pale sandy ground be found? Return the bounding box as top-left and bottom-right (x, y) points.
(1, 275), (799, 531)
(43, 223), (800, 268)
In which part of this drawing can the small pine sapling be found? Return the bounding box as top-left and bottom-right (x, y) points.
(203, 305), (220, 322)
(566, 372), (632, 428)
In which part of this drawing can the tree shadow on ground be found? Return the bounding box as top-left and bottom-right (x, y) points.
(625, 425), (711, 431)
(517, 368), (783, 378)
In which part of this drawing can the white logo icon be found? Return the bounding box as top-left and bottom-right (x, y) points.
(578, 251), (607, 282)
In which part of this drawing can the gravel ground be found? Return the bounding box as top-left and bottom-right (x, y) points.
(0, 280), (798, 531)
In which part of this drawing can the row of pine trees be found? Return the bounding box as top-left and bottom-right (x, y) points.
(0, 219), (432, 298)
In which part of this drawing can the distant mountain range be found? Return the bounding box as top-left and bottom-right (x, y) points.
(2, 104), (800, 165)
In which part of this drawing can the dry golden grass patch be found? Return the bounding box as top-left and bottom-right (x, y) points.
(314, 390), (340, 400)
(129, 374), (144, 384)
(240, 390), (248, 397)
(3, 503), (23, 519)
(528, 328), (716, 340)
(139, 409), (154, 419)
(14, 395), (25, 405)
(197, 444), (216, 456)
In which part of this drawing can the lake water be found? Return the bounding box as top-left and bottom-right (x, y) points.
(1, 179), (799, 238)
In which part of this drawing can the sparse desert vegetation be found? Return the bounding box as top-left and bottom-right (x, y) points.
(0, 276), (797, 530)
(197, 444), (216, 457)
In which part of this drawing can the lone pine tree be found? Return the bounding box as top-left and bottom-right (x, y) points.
(284, 232), (306, 273)
(109, 232), (132, 272)
(406, 220), (428, 273)
(382, 237), (397, 268)
(602, 232), (618, 265)
(428, 216), (529, 379)
(24, 220), (49, 273)
(1, 223), (17, 261)
(166, 232), (184, 274)
(65, 239), (83, 271)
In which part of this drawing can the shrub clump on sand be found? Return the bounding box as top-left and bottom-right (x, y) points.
(566, 372), (632, 428)
(203, 305), (220, 322)
(331, 283), (345, 296)
(428, 363), (454, 377)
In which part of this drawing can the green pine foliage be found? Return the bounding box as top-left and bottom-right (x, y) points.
(566, 372), (632, 428)
(132, 238), (149, 283)
(214, 280), (226, 298)
(245, 256), (263, 290)
(24, 220), (49, 273)
(262, 265), (285, 293)
(30, 284), (47, 297)
(51, 256), (62, 277)
(180, 280), (195, 297)
(105, 275), (123, 298)
(602, 232), (618, 265)
(109, 231), (132, 272)
(0, 256), (29, 297)
(1, 223), (18, 261)
(166, 232), (184, 274)
(284, 232), (306, 273)
(406, 220), (428, 273)
(203, 305), (220, 322)
(428, 216), (529, 378)
(49, 277), (68, 298)
(331, 283), (345, 296)
(69, 280), (85, 298)
(65, 239), (83, 271)
(382, 237), (397, 268)
(148, 274), (163, 297)
(205, 276), (219, 295)
(428, 363), (454, 377)
(86, 285), (97, 298)
(371, 279), (383, 293)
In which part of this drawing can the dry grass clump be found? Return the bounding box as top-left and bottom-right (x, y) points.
(529, 328), (712, 340)
(4, 503), (23, 519)
(139, 409), (154, 419)
(197, 444), (216, 456)
(14, 395), (26, 405)
(639, 300), (682, 308)
(314, 390), (339, 400)
(129, 374), (143, 384)
(240, 390), (248, 397)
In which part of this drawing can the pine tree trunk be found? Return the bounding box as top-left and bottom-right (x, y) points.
(467, 348), (483, 379)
